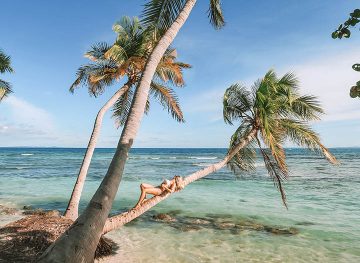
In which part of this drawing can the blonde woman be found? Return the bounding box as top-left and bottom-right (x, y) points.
(134, 176), (184, 208)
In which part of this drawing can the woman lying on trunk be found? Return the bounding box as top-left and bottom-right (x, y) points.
(134, 176), (184, 208)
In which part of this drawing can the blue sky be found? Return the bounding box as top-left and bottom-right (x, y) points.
(0, 0), (359, 147)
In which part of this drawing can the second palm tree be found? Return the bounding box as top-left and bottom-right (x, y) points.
(64, 16), (191, 220)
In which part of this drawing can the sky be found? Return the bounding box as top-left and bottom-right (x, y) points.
(0, 0), (359, 148)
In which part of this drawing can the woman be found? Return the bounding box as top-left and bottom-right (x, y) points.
(134, 176), (184, 208)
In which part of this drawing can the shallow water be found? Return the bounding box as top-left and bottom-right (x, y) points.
(0, 147), (359, 262)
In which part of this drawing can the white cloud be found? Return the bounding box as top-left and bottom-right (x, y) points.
(183, 88), (225, 123)
(0, 96), (59, 145)
(292, 49), (360, 122)
(5, 96), (55, 130)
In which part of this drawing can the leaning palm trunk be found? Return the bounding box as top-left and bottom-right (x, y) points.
(39, 1), (196, 262)
(103, 128), (257, 234)
(64, 84), (130, 220)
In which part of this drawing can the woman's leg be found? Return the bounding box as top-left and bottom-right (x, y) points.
(134, 184), (148, 208)
(134, 184), (163, 208)
(141, 183), (155, 188)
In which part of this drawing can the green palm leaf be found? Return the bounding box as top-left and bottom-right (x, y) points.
(0, 50), (13, 73)
(150, 81), (185, 122)
(155, 47), (191, 86)
(112, 88), (135, 127)
(223, 84), (254, 125)
(113, 16), (142, 40)
(84, 42), (111, 61)
(0, 79), (12, 101)
(70, 60), (118, 96)
(208, 0), (225, 29)
(279, 119), (338, 164)
(277, 71), (299, 91)
(0, 50), (13, 101)
(259, 147), (288, 208)
(142, 0), (186, 31)
(259, 122), (288, 175)
(227, 121), (257, 173)
(289, 95), (324, 120)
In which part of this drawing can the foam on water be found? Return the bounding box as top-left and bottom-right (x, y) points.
(189, 156), (218, 160)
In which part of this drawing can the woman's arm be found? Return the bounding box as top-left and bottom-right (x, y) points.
(160, 183), (171, 192)
(169, 182), (177, 193)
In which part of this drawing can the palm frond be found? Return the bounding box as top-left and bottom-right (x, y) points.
(289, 95), (324, 121)
(156, 61), (191, 86)
(280, 119), (338, 164)
(228, 122), (253, 151)
(142, 0), (187, 31)
(0, 50), (13, 73)
(227, 143), (256, 173)
(163, 47), (178, 59)
(228, 144), (257, 173)
(227, 122), (256, 172)
(259, 146), (288, 208)
(113, 16), (142, 40)
(70, 60), (118, 96)
(154, 47), (191, 86)
(261, 70), (277, 92)
(223, 84), (254, 125)
(104, 45), (129, 65)
(259, 121), (288, 175)
(109, 16), (148, 62)
(84, 42), (111, 61)
(145, 97), (151, 114)
(112, 88), (135, 127)
(0, 79), (12, 101)
(277, 71), (299, 91)
(150, 81), (185, 122)
(208, 0), (225, 29)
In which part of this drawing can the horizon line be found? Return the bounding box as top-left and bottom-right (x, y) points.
(0, 146), (359, 149)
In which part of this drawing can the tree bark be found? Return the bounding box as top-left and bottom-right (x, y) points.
(103, 128), (257, 234)
(38, 1), (197, 262)
(64, 84), (130, 221)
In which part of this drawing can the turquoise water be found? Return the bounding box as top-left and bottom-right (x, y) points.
(0, 147), (360, 262)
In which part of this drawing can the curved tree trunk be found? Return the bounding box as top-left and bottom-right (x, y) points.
(39, 1), (196, 262)
(64, 84), (130, 221)
(103, 128), (257, 234)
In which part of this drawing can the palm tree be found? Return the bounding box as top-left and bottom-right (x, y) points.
(64, 16), (190, 221)
(39, 1), (224, 261)
(102, 70), (338, 233)
(0, 50), (13, 101)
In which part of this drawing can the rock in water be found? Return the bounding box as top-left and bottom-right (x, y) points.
(152, 213), (177, 222)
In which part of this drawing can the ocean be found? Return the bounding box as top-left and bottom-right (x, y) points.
(0, 147), (359, 262)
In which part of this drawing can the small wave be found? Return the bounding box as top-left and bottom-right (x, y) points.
(169, 157), (177, 159)
(189, 156), (217, 160)
(150, 157), (160, 160)
(2, 166), (26, 170)
(193, 163), (209, 167)
(21, 153), (34, 156)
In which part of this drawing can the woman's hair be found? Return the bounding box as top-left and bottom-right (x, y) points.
(174, 175), (185, 190)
